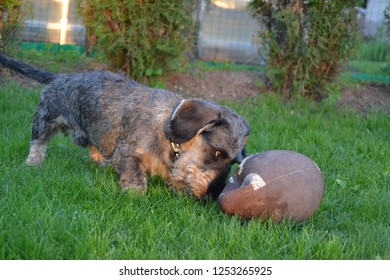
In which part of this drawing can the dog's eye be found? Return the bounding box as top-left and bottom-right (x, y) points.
(215, 150), (222, 159)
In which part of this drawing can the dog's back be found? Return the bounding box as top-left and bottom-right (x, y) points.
(30, 69), (182, 159)
(0, 53), (182, 155)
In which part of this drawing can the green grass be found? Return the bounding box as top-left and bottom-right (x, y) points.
(353, 39), (389, 62)
(348, 60), (388, 76)
(0, 53), (389, 260)
(345, 38), (390, 85)
(9, 48), (94, 74)
(183, 60), (265, 73)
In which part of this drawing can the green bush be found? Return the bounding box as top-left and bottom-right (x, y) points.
(77, 0), (199, 82)
(0, 0), (31, 53)
(249, 0), (360, 99)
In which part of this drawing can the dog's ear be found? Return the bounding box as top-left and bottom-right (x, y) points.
(164, 99), (221, 143)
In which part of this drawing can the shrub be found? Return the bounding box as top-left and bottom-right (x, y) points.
(249, 0), (360, 99)
(0, 0), (31, 53)
(77, 0), (199, 82)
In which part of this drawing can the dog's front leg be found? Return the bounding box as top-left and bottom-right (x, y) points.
(113, 155), (147, 194)
(89, 146), (106, 165)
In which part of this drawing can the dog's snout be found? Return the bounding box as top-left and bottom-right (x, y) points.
(232, 154), (244, 164)
(232, 148), (247, 164)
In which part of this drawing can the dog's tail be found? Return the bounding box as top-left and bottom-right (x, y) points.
(0, 52), (57, 84)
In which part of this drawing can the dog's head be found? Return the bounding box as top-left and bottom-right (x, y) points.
(164, 99), (250, 200)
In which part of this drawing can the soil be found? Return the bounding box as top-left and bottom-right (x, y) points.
(336, 84), (390, 114)
(164, 70), (390, 114)
(1, 66), (389, 114)
(164, 70), (265, 102)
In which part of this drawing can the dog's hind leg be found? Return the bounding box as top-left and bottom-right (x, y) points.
(26, 139), (49, 166)
(25, 109), (66, 166)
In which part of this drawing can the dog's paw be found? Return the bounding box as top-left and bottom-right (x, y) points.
(25, 154), (44, 166)
(26, 140), (47, 166)
(89, 146), (106, 166)
(121, 183), (147, 195)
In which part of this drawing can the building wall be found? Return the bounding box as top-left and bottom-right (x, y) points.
(22, 0), (85, 45)
(197, 0), (261, 64)
(364, 0), (390, 37)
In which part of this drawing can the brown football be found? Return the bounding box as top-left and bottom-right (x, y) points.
(218, 150), (325, 223)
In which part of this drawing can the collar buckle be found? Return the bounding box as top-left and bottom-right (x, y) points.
(170, 142), (181, 158)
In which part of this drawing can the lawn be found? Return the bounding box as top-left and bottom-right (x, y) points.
(0, 51), (389, 259)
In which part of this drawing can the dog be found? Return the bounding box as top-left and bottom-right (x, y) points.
(0, 53), (250, 199)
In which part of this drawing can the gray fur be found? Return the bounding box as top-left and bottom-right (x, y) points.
(0, 53), (56, 83)
(1, 53), (250, 199)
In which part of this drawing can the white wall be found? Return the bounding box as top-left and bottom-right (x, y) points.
(364, 0), (390, 37)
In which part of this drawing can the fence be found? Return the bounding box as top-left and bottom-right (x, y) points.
(197, 0), (260, 64)
(365, 0), (390, 36)
(21, 0), (390, 64)
(23, 0), (85, 45)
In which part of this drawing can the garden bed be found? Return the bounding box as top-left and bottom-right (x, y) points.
(3, 64), (389, 114)
(164, 70), (390, 114)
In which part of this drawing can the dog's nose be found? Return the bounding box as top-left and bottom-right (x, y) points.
(232, 148), (247, 164)
(232, 153), (244, 164)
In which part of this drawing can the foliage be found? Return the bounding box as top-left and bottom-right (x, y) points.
(0, 0), (31, 53)
(77, 0), (199, 82)
(248, 0), (361, 99)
